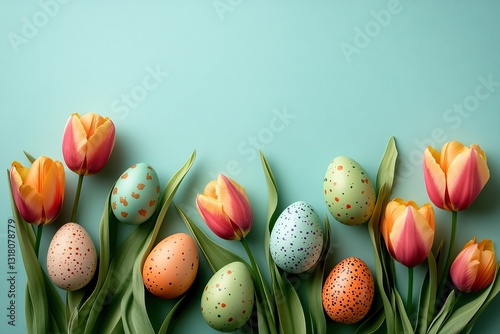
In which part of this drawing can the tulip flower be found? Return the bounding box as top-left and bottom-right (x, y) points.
(196, 174), (253, 240)
(423, 141), (489, 212)
(10, 156), (65, 226)
(381, 198), (435, 268)
(450, 237), (497, 293)
(62, 112), (115, 176)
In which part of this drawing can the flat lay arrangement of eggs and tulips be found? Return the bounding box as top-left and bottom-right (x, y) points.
(2, 2), (500, 334)
(5, 112), (500, 334)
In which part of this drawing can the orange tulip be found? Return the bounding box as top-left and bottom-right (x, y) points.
(62, 112), (115, 175)
(10, 156), (65, 226)
(381, 198), (435, 268)
(196, 174), (253, 240)
(450, 237), (497, 293)
(423, 141), (489, 211)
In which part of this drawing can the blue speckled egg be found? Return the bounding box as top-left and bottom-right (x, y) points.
(270, 201), (324, 273)
(323, 156), (376, 226)
(111, 163), (161, 224)
(201, 261), (254, 332)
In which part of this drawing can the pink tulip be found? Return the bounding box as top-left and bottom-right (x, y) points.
(423, 141), (489, 211)
(62, 112), (115, 175)
(10, 156), (65, 226)
(450, 237), (497, 293)
(381, 198), (435, 268)
(196, 174), (253, 240)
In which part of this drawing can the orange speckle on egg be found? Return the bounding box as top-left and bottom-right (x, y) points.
(120, 197), (128, 206)
(322, 257), (374, 324)
(121, 173), (128, 179)
(149, 200), (156, 207)
(121, 212), (128, 218)
(137, 183), (145, 190)
(138, 209), (147, 217)
(132, 192), (140, 199)
(112, 202), (117, 210)
(146, 173), (153, 180)
(113, 187), (118, 194)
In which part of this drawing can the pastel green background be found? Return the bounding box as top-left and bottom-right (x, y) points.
(1, 1), (500, 333)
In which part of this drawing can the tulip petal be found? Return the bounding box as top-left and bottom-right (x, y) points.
(216, 174), (253, 234)
(62, 114), (88, 174)
(85, 119), (115, 175)
(389, 206), (434, 268)
(446, 147), (490, 211)
(423, 148), (448, 210)
(473, 249), (497, 291)
(196, 194), (239, 240)
(451, 245), (481, 292)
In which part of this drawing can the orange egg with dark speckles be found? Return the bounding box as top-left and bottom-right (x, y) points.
(322, 257), (374, 324)
(142, 233), (199, 299)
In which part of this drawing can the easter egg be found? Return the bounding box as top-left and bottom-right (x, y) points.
(46, 222), (97, 291)
(111, 163), (161, 224)
(201, 261), (254, 332)
(142, 233), (199, 299)
(323, 156), (376, 226)
(322, 257), (375, 324)
(270, 201), (324, 273)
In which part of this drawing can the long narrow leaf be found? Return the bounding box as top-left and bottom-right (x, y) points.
(8, 172), (50, 334)
(416, 251), (438, 334)
(122, 151), (196, 333)
(394, 289), (414, 333)
(426, 291), (456, 334)
(355, 305), (385, 334)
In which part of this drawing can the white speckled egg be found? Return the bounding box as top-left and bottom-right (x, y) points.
(111, 163), (161, 224)
(142, 233), (199, 299)
(323, 156), (376, 226)
(270, 201), (323, 273)
(201, 261), (254, 332)
(46, 222), (97, 291)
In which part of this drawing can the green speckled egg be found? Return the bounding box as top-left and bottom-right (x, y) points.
(201, 261), (254, 332)
(111, 163), (161, 224)
(323, 156), (376, 226)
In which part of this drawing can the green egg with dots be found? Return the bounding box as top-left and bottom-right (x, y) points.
(201, 261), (254, 332)
(323, 156), (376, 226)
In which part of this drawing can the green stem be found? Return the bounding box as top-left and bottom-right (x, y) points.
(438, 211), (458, 296)
(34, 224), (43, 257)
(240, 237), (276, 334)
(407, 266), (413, 315)
(70, 174), (84, 222)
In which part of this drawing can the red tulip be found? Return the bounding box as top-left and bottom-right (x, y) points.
(381, 198), (435, 268)
(10, 156), (65, 226)
(62, 112), (115, 175)
(423, 141), (489, 211)
(450, 237), (497, 293)
(196, 174), (253, 240)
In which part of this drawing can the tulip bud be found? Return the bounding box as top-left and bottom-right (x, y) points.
(423, 141), (489, 211)
(380, 198), (435, 268)
(62, 112), (115, 175)
(450, 237), (497, 293)
(196, 174), (253, 240)
(10, 156), (65, 226)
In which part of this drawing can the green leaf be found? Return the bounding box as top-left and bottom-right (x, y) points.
(376, 136), (397, 193)
(158, 291), (190, 334)
(416, 251), (438, 334)
(176, 204), (246, 271)
(394, 289), (414, 333)
(355, 305), (385, 334)
(8, 171), (50, 334)
(121, 150), (196, 333)
(426, 291), (456, 334)
(305, 215), (330, 334)
(260, 151), (308, 334)
(23, 150), (36, 164)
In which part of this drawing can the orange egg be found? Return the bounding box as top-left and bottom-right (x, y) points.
(322, 257), (374, 324)
(142, 232), (199, 299)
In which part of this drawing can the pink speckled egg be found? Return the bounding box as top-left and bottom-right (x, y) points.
(142, 233), (199, 299)
(46, 222), (97, 291)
